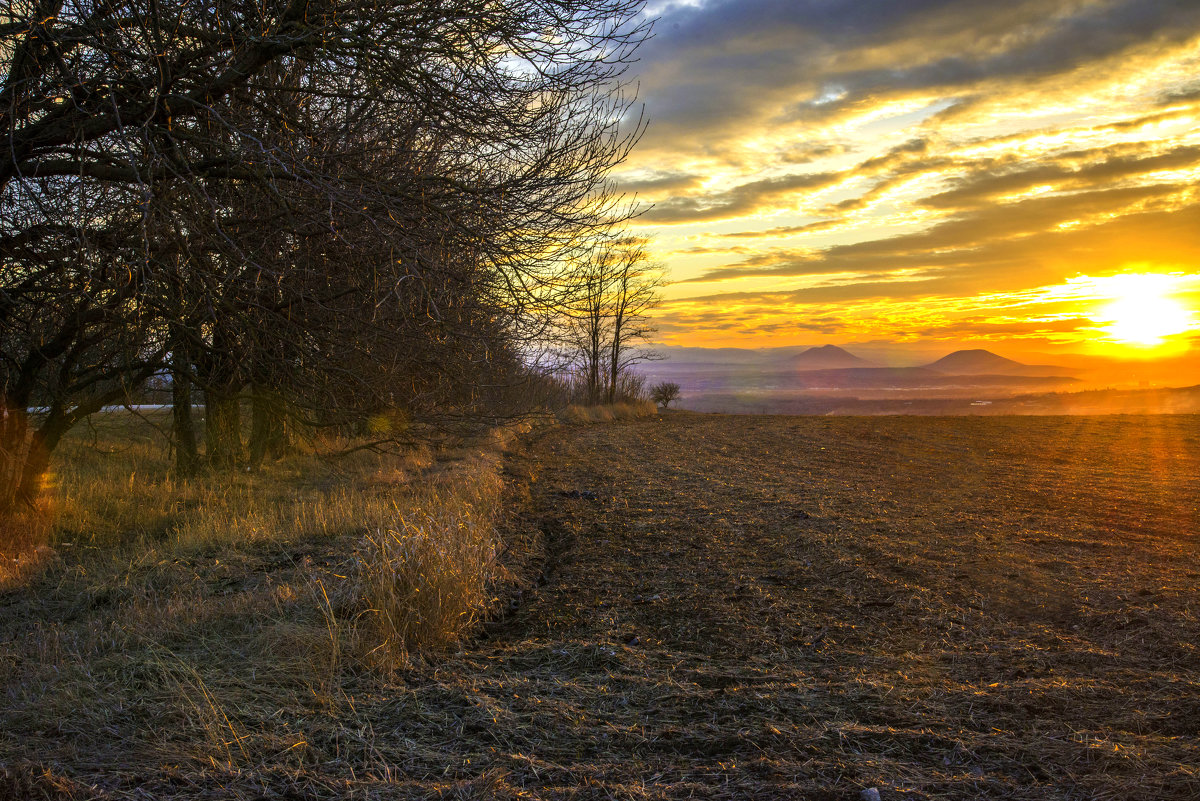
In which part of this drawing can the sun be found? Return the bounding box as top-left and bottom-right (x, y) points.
(1101, 294), (1192, 345)
(1093, 274), (1194, 347)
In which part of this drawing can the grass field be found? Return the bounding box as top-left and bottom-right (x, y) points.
(3, 412), (1199, 799)
(0, 410), (514, 799)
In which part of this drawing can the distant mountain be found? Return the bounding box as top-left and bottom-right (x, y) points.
(923, 349), (1074, 377)
(789, 344), (874, 370)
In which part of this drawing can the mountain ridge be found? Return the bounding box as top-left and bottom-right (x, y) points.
(923, 348), (1074, 377)
(789, 344), (875, 370)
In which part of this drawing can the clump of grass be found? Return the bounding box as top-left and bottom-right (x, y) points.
(357, 454), (504, 663)
(0, 510), (53, 585)
(560, 400), (656, 424)
(611, 399), (657, 419)
(562, 404), (614, 423)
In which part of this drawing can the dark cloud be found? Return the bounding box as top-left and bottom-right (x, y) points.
(639, 171), (841, 223)
(615, 171), (705, 196)
(856, 138), (934, 173)
(780, 0), (1200, 126)
(636, 0), (1200, 159)
(1156, 84), (1200, 105)
(676, 248), (826, 282)
(780, 143), (851, 165)
(921, 145), (1200, 210)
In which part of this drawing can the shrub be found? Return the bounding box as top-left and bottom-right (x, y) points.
(650, 381), (682, 408)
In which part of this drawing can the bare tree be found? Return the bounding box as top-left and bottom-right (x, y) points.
(0, 0), (652, 511)
(562, 234), (662, 405)
(650, 381), (681, 409)
(605, 238), (662, 404)
(567, 246), (613, 405)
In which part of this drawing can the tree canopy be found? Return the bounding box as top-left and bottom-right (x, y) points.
(0, 0), (652, 509)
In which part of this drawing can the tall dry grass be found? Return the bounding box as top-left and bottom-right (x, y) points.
(357, 453), (504, 663)
(560, 399), (657, 424)
(0, 409), (527, 781)
(44, 412), (435, 551)
(9, 409), (517, 656)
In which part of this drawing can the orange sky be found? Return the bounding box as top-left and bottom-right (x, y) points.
(618, 0), (1200, 357)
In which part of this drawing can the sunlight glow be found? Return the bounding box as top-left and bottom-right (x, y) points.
(1090, 273), (1195, 346)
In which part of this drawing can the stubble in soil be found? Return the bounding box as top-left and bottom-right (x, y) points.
(430, 414), (1200, 800)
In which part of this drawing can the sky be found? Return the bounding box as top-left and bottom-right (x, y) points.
(616, 0), (1200, 357)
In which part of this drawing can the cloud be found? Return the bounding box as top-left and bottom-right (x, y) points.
(628, 0), (1200, 346)
(780, 143), (851, 165)
(614, 170), (705, 197)
(686, 188), (1200, 291)
(638, 171), (842, 223)
(721, 219), (843, 239)
(919, 144), (1200, 211)
(912, 317), (1096, 338)
(633, 0), (1200, 164)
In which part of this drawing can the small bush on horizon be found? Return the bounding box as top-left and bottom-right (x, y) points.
(650, 382), (682, 409)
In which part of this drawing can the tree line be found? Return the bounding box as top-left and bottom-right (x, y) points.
(0, 0), (660, 514)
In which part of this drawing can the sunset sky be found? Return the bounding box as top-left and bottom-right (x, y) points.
(617, 0), (1200, 357)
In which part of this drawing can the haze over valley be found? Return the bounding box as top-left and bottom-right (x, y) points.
(637, 343), (1200, 415)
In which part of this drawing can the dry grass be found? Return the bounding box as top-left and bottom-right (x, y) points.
(43, 411), (438, 552)
(0, 511), (54, 585)
(561, 399), (657, 424)
(0, 409), (527, 798)
(358, 452), (505, 664)
(36, 412), (522, 658)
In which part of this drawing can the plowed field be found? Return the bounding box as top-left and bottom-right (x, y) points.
(448, 413), (1200, 799)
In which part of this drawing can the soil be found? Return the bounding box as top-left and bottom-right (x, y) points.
(6, 412), (1200, 799)
(430, 413), (1200, 799)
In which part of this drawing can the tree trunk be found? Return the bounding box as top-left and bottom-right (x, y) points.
(205, 389), (243, 468)
(14, 411), (71, 507)
(587, 331), (602, 406)
(606, 311), (619, 405)
(171, 348), (200, 477)
(607, 344), (619, 405)
(249, 387), (291, 468)
(0, 401), (31, 511)
(0, 365), (160, 521)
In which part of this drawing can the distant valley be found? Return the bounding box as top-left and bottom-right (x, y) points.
(635, 343), (1200, 415)
(640, 344), (1080, 394)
